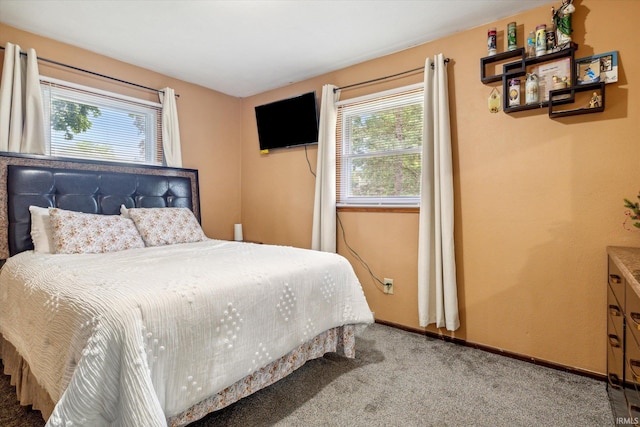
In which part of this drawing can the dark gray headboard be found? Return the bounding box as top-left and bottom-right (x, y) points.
(0, 152), (200, 258)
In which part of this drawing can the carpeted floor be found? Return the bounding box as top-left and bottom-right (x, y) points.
(1, 323), (613, 426)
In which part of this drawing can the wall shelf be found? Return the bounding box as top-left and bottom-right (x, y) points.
(479, 43), (606, 118)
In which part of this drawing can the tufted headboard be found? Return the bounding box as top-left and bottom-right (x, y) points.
(0, 152), (200, 258)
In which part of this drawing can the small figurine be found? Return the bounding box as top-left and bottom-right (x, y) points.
(552, 75), (569, 86)
(552, 0), (575, 48)
(488, 88), (501, 113)
(589, 92), (601, 108)
(551, 75), (570, 101)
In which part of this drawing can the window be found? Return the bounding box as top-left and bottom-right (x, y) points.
(337, 84), (424, 207)
(40, 77), (163, 165)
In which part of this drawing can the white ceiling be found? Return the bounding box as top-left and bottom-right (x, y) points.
(0, 0), (550, 98)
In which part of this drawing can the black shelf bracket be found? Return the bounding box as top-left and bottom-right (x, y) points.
(480, 48), (525, 84)
(548, 82), (605, 118)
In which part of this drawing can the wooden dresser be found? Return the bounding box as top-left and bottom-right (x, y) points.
(608, 246), (640, 425)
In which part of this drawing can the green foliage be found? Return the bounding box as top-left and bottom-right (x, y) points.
(73, 141), (115, 159)
(51, 100), (101, 140)
(348, 104), (422, 197)
(625, 193), (640, 229)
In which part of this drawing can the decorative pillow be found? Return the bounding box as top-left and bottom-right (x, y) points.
(29, 205), (55, 253)
(49, 208), (145, 254)
(120, 204), (130, 219)
(128, 207), (207, 247)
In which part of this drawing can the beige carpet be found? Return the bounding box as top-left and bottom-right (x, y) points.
(1, 323), (613, 426)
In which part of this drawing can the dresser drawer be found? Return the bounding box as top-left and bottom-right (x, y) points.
(610, 257), (626, 307)
(626, 327), (640, 408)
(610, 284), (625, 338)
(627, 284), (640, 347)
(627, 277), (640, 426)
(608, 332), (624, 386)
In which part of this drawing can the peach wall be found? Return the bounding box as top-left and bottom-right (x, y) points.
(241, 0), (640, 374)
(0, 23), (243, 240)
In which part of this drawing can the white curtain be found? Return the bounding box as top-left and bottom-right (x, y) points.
(159, 87), (182, 167)
(418, 54), (459, 331)
(311, 84), (340, 252)
(0, 42), (46, 154)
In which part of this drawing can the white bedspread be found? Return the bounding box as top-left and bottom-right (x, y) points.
(0, 239), (373, 426)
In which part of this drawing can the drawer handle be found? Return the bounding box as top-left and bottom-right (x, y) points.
(631, 313), (640, 329)
(610, 274), (622, 284)
(631, 359), (640, 381)
(609, 373), (622, 389)
(609, 334), (622, 348)
(609, 304), (622, 317)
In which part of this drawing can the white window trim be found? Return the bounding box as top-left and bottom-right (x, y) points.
(337, 82), (424, 208)
(336, 82), (424, 107)
(39, 76), (162, 108)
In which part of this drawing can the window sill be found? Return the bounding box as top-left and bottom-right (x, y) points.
(337, 205), (419, 213)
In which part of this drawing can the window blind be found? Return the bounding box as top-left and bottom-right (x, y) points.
(337, 85), (424, 206)
(41, 79), (163, 166)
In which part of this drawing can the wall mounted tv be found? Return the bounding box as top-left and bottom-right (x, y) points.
(255, 91), (319, 151)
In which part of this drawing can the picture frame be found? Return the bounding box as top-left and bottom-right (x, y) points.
(575, 51), (618, 85)
(533, 57), (572, 102)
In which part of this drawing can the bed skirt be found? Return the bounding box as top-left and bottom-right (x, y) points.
(1, 324), (357, 426)
(0, 335), (55, 419)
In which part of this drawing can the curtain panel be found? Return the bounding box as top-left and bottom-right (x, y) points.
(418, 54), (459, 331)
(312, 84), (340, 252)
(0, 42), (46, 154)
(159, 87), (182, 168)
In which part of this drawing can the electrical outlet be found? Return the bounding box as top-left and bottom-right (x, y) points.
(383, 278), (394, 295)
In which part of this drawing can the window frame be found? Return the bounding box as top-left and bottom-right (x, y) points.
(40, 76), (163, 166)
(336, 83), (424, 208)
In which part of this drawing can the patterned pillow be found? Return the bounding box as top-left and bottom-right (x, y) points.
(128, 207), (207, 247)
(49, 208), (145, 254)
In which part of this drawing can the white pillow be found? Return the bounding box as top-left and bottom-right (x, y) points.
(128, 207), (207, 247)
(120, 204), (130, 218)
(29, 205), (54, 254)
(49, 208), (145, 254)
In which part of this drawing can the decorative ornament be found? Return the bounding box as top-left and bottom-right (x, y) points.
(488, 88), (501, 113)
(552, 0), (575, 49)
(624, 192), (640, 231)
(588, 92), (602, 108)
(508, 78), (521, 107)
(525, 73), (539, 104)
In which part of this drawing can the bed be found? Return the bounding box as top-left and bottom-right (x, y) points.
(0, 152), (374, 426)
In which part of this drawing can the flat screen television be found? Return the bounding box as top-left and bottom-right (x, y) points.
(255, 91), (319, 151)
